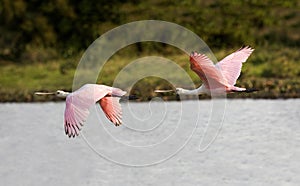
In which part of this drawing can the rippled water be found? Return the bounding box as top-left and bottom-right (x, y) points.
(0, 99), (299, 186)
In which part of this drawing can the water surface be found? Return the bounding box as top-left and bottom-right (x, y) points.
(0, 99), (299, 186)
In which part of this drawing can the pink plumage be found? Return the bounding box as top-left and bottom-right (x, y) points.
(64, 84), (126, 137)
(216, 46), (254, 86)
(189, 46), (254, 92)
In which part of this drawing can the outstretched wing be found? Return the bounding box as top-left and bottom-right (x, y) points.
(64, 84), (126, 137)
(190, 52), (228, 89)
(100, 97), (123, 126)
(99, 86), (126, 126)
(216, 46), (254, 86)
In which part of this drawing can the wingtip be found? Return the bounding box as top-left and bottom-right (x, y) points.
(190, 51), (202, 57)
(113, 120), (121, 126)
(65, 122), (68, 135)
(240, 45), (255, 51)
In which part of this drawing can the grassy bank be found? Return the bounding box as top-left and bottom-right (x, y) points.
(1, 1), (299, 101)
(1, 46), (299, 102)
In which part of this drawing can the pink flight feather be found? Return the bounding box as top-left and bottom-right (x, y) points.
(64, 84), (126, 137)
(189, 46), (254, 91)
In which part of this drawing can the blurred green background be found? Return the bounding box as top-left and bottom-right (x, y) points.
(0, 0), (299, 101)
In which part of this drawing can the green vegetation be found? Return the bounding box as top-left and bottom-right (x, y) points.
(0, 0), (299, 101)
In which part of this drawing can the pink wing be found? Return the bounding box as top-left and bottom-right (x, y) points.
(216, 46), (254, 86)
(99, 97), (123, 126)
(64, 84), (126, 137)
(190, 52), (228, 89)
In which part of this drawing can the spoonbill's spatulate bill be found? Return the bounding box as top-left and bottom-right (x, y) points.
(156, 46), (257, 95)
(35, 84), (126, 137)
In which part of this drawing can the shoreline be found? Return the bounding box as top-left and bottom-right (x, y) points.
(1, 78), (299, 102)
(1, 92), (299, 103)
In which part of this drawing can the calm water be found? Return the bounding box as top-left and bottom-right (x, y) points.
(0, 99), (299, 186)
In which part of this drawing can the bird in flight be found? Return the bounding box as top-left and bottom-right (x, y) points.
(35, 84), (127, 137)
(155, 46), (257, 95)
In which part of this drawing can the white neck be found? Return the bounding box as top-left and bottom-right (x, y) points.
(177, 85), (208, 95)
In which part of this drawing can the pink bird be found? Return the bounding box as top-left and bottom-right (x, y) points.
(35, 84), (127, 137)
(155, 46), (257, 95)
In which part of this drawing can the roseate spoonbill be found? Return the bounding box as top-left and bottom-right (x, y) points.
(155, 46), (257, 95)
(35, 84), (128, 137)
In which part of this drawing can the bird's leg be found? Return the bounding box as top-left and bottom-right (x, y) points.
(110, 94), (139, 100)
(231, 88), (259, 93)
(244, 88), (259, 93)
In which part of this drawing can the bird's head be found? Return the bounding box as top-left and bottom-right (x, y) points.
(55, 90), (69, 98)
(175, 88), (185, 95)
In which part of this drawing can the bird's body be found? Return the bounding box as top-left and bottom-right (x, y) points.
(36, 84), (126, 137)
(172, 46), (256, 96)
